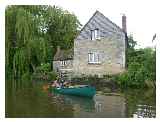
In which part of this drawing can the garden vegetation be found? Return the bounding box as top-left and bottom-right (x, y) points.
(117, 35), (156, 89)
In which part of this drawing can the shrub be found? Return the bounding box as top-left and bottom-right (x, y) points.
(32, 63), (57, 81)
(35, 63), (51, 74)
(117, 48), (155, 89)
(117, 72), (129, 88)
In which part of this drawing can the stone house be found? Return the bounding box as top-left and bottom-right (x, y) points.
(53, 10), (128, 77)
(53, 47), (73, 75)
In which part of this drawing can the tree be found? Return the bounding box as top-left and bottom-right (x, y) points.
(117, 35), (156, 88)
(5, 5), (81, 89)
(46, 6), (81, 51)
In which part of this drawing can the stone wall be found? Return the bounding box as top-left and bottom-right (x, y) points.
(73, 34), (126, 77)
(53, 60), (73, 73)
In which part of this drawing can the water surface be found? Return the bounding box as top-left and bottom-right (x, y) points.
(5, 82), (156, 118)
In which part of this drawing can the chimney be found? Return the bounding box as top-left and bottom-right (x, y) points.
(57, 45), (61, 52)
(122, 14), (128, 69)
(122, 14), (127, 33)
(57, 46), (61, 53)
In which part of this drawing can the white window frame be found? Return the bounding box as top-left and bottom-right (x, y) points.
(91, 29), (100, 40)
(91, 30), (95, 40)
(88, 52), (101, 64)
(61, 61), (66, 67)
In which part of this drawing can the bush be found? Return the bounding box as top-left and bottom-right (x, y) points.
(117, 72), (129, 88)
(32, 63), (57, 81)
(32, 71), (57, 82)
(35, 63), (51, 74)
(47, 71), (57, 81)
(117, 48), (156, 89)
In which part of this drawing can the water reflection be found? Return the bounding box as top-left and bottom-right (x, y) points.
(49, 93), (126, 117)
(133, 105), (156, 118)
(94, 95), (126, 117)
(63, 95), (95, 112)
(124, 89), (156, 118)
(6, 82), (156, 118)
(49, 89), (155, 118)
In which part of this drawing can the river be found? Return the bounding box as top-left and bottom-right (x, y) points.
(5, 82), (156, 118)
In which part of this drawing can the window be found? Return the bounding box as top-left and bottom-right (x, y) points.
(91, 29), (100, 40)
(88, 52), (100, 64)
(61, 61), (66, 67)
(91, 30), (95, 40)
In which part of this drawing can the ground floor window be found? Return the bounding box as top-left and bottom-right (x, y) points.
(61, 61), (66, 67)
(88, 52), (101, 64)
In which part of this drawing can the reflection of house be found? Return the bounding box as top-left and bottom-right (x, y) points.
(53, 10), (127, 77)
(94, 95), (126, 117)
(73, 95), (126, 117)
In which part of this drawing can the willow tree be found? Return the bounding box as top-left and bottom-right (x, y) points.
(46, 6), (81, 51)
(6, 6), (50, 89)
(6, 5), (81, 90)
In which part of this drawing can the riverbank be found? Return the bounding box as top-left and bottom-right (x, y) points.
(70, 74), (155, 91)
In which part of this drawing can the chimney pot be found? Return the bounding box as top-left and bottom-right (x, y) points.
(57, 46), (60, 53)
(122, 14), (127, 33)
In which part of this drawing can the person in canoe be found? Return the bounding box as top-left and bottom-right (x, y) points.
(50, 76), (70, 88)
(50, 80), (60, 87)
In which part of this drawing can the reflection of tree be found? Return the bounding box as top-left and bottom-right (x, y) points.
(124, 89), (156, 118)
(6, 83), (74, 117)
(46, 94), (75, 117)
(133, 105), (156, 118)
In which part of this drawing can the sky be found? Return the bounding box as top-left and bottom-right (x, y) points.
(1, 0), (159, 48)
(49, 0), (159, 48)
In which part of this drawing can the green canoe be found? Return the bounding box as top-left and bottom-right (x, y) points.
(50, 85), (96, 98)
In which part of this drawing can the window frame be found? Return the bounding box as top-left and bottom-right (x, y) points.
(91, 29), (100, 40)
(91, 30), (95, 40)
(88, 52), (101, 64)
(61, 60), (66, 67)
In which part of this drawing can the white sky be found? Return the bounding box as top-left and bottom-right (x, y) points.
(49, 0), (159, 48)
(2, 0), (160, 48)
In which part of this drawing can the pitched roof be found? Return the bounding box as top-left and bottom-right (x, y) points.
(53, 48), (73, 61)
(75, 10), (124, 40)
(98, 11), (124, 31)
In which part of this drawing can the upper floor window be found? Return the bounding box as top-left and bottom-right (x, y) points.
(91, 29), (100, 40)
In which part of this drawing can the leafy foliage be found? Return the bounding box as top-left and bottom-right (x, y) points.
(32, 63), (57, 81)
(5, 5), (81, 89)
(46, 6), (81, 50)
(35, 63), (51, 74)
(117, 35), (156, 89)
